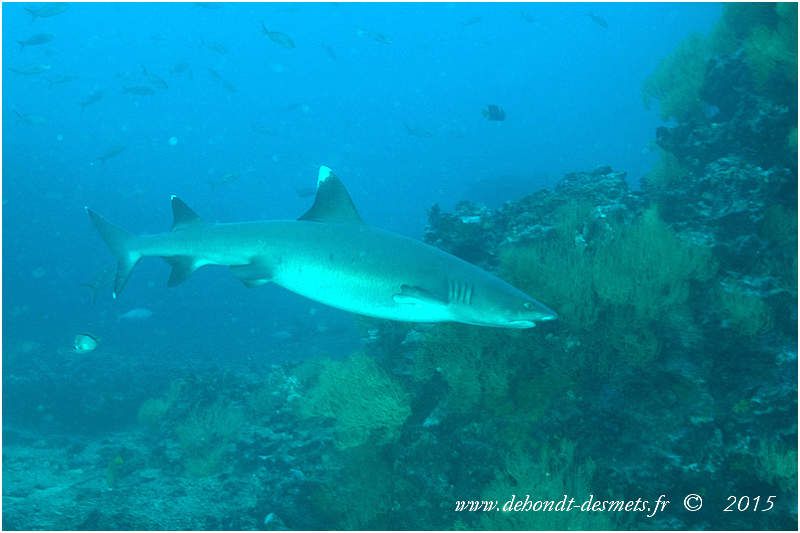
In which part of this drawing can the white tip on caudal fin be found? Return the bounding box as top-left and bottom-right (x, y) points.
(86, 208), (141, 297)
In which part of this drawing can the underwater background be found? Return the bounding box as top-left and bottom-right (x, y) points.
(3, 1), (797, 530)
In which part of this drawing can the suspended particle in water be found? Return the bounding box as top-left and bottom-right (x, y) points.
(168, 136), (178, 146)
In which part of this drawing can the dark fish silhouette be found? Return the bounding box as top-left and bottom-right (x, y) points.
(322, 43), (337, 61)
(208, 171), (241, 189)
(25, 3), (69, 21)
(18, 33), (54, 50)
(262, 23), (295, 49)
(48, 73), (79, 87)
(9, 64), (52, 75)
(141, 66), (168, 90)
(404, 122), (434, 138)
(201, 39), (228, 55)
(207, 68), (237, 93)
(81, 265), (115, 304)
(79, 89), (104, 110)
(170, 62), (191, 76)
(587, 12), (608, 29)
(482, 104), (506, 121)
(94, 145), (126, 164)
(123, 85), (155, 96)
(357, 28), (391, 45)
(13, 109), (47, 125)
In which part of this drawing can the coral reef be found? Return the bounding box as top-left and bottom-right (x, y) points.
(298, 352), (411, 449)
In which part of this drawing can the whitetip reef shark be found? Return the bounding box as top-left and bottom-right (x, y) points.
(86, 166), (557, 328)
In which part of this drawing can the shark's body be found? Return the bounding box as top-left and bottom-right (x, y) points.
(87, 166), (557, 328)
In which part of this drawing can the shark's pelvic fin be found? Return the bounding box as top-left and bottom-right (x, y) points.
(165, 256), (200, 287)
(85, 207), (141, 298)
(230, 260), (273, 288)
(298, 166), (364, 224)
(171, 195), (203, 230)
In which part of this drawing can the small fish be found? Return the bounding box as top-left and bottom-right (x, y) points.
(119, 308), (153, 321)
(208, 68), (236, 92)
(18, 33), (54, 50)
(261, 23), (295, 49)
(170, 61), (191, 75)
(141, 66), (168, 90)
(48, 73), (79, 87)
(9, 64), (52, 75)
(123, 85), (155, 96)
(201, 39), (228, 55)
(222, 80), (237, 93)
(94, 145), (126, 164)
(25, 3), (69, 20)
(250, 121), (275, 136)
(13, 110), (47, 126)
(587, 12), (608, 29)
(150, 33), (168, 44)
(356, 29), (391, 45)
(403, 122), (434, 138)
(209, 171), (241, 188)
(270, 330), (294, 341)
(73, 333), (99, 354)
(81, 265), (115, 304)
(79, 89), (104, 110)
(207, 67), (223, 82)
(482, 104), (506, 121)
(286, 102), (311, 114)
(322, 43), (337, 61)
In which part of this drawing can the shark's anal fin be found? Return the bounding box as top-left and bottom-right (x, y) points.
(392, 284), (447, 306)
(165, 256), (200, 287)
(298, 166), (364, 224)
(171, 195), (203, 230)
(230, 261), (273, 288)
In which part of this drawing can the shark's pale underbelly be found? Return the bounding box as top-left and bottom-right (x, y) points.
(272, 260), (452, 323)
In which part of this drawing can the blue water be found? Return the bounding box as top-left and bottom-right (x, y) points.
(4, 1), (720, 361)
(8, 3), (797, 531)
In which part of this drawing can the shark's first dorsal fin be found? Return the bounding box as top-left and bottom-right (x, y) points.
(298, 166), (364, 224)
(171, 195), (203, 230)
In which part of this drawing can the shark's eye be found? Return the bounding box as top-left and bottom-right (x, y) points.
(523, 302), (533, 310)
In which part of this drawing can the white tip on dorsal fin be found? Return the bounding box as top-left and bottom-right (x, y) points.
(318, 165), (334, 185)
(298, 166), (364, 224)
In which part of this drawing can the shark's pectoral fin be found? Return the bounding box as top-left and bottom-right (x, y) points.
(165, 256), (202, 287)
(393, 284), (447, 306)
(230, 261), (273, 288)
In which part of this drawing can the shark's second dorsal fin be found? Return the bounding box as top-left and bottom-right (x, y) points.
(171, 195), (203, 230)
(298, 166), (364, 224)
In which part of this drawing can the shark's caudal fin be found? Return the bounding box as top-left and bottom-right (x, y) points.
(85, 208), (141, 299)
